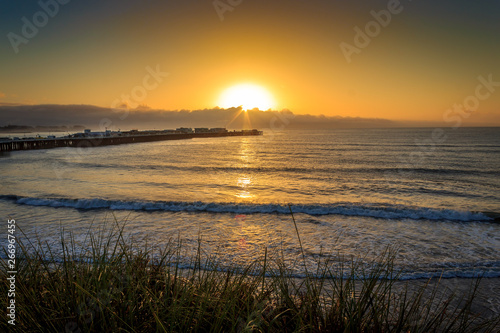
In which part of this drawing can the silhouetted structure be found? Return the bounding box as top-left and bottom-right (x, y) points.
(0, 128), (262, 152)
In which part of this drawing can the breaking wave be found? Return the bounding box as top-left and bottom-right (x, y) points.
(0, 195), (494, 222)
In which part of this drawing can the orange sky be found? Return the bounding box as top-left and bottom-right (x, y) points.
(0, 0), (499, 125)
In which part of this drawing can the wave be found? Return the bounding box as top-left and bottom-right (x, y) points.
(1, 248), (497, 281)
(0, 195), (494, 222)
(177, 264), (500, 280)
(69, 161), (500, 177)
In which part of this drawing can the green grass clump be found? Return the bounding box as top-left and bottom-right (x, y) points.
(1, 217), (499, 332)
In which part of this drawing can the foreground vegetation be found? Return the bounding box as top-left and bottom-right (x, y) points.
(1, 217), (499, 332)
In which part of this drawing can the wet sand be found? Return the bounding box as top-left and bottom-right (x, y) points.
(405, 277), (500, 320)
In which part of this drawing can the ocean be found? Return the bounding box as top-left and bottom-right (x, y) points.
(1, 127), (499, 285)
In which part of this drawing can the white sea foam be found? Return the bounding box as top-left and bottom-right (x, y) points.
(2, 195), (493, 222)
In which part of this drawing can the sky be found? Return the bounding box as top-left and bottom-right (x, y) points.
(0, 0), (499, 126)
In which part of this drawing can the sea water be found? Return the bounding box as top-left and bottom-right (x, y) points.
(1, 127), (499, 282)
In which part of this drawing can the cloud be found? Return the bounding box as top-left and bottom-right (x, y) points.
(0, 103), (399, 130)
(0, 92), (5, 98)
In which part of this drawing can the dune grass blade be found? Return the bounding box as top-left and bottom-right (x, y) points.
(0, 216), (498, 332)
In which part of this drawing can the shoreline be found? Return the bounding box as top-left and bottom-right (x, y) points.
(3, 239), (499, 331)
(394, 277), (500, 320)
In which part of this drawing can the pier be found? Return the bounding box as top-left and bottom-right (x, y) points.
(0, 128), (263, 152)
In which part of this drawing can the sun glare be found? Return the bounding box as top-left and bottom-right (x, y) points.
(219, 84), (275, 110)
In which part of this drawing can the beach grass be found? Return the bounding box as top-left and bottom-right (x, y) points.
(1, 216), (499, 332)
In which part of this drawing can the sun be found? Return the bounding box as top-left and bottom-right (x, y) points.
(218, 83), (275, 110)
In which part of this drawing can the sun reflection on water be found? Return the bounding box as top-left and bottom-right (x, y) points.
(235, 138), (257, 200)
(236, 176), (254, 199)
